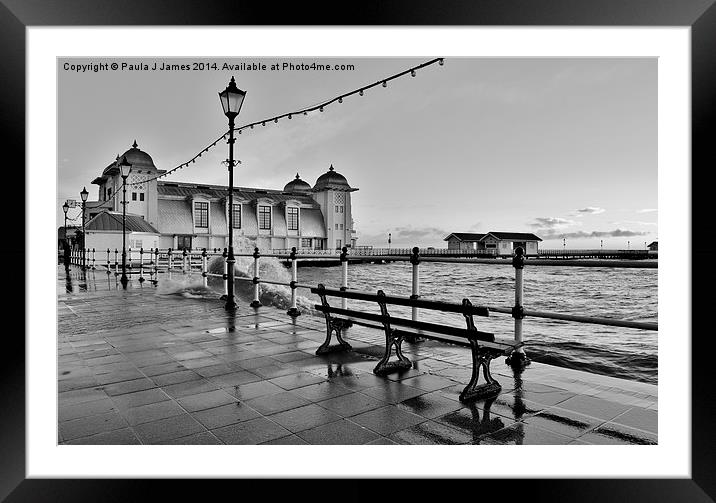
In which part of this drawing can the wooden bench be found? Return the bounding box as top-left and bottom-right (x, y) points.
(310, 283), (523, 402)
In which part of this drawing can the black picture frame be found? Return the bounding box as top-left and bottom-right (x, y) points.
(5, 0), (715, 500)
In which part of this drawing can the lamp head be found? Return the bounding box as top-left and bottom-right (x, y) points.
(118, 156), (132, 179)
(219, 77), (247, 119)
(80, 187), (89, 202)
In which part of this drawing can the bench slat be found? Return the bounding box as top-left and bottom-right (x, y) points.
(311, 287), (489, 317)
(314, 304), (496, 343)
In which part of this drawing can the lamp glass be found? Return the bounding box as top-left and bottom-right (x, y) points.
(119, 157), (132, 178)
(62, 203), (69, 214)
(80, 187), (88, 202)
(219, 77), (247, 117)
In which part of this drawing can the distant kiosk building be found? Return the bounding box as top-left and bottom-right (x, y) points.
(444, 231), (542, 256)
(82, 141), (359, 252)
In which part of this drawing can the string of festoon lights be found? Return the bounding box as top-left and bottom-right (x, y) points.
(121, 57), (445, 188)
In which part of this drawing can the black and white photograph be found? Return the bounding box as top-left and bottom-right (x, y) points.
(55, 55), (659, 448)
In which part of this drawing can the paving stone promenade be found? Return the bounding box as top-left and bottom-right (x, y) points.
(58, 266), (657, 445)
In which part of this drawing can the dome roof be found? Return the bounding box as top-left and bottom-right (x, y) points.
(121, 140), (156, 169)
(103, 140), (156, 175)
(313, 164), (352, 191)
(283, 173), (312, 193)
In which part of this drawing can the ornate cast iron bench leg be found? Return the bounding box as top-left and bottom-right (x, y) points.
(373, 328), (412, 375)
(373, 290), (412, 375)
(459, 339), (502, 402)
(315, 284), (352, 355)
(316, 318), (353, 355)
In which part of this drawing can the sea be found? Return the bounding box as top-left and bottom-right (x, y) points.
(160, 254), (658, 385)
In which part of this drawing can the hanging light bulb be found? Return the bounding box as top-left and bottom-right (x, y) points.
(288, 114), (292, 119)
(261, 121), (265, 126)
(250, 124), (254, 129)
(304, 111), (308, 115)
(274, 118), (278, 123)
(411, 70), (416, 77)
(439, 59), (444, 66)
(319, 106), (324, 112)
(382, 81), (387, 87)
(359, 90), (363, 96)
(338, 97), (343, 103)
(238, 130), (242, 134)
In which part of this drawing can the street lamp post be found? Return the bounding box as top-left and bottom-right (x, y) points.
(118, 156), (132, 289)
(62, 201), (70, 268)
(388, 233), (391, 250)
(218, 76), (247, 310)
(80, 187), (88, 270)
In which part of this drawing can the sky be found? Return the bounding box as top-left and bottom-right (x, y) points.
(58, 57), (657, 249)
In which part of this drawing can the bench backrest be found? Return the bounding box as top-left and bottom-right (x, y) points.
(314, 303), (496, 343)
(310, 285), (489, 317)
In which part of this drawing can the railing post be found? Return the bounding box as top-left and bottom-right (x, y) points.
(340, 246), (349, 309)
(182, 248), (188, 274)
(201, 248), (208, 288)
(114, 249), (119, 276)
(220, 248), (228, 300)
(128, 248), (133, 276)
(250, 247), (261, 308)
(153, 248), (159, 283)
(410, 246), (420, 321)
(167, 248), (173, 280)
(404, 246), (421, 343)
(106, 248), (111, 274)
(507, 246), (530, 368)
(139, 248), (145, 282)
(287, 247), (300, 317)
(91, 248), (96, 269)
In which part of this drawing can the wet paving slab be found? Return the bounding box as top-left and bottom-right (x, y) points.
(57, 266), (658, 445)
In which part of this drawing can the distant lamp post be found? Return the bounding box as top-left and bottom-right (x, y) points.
(388, 233), (392, 249)
(627, 240), (630, 250)
(79, 187), (89, 270)
(600, 239), (603, 252)
(218, 76), (247, 310)
(62, 201), (70, 267)
(118, 156), (132, 289)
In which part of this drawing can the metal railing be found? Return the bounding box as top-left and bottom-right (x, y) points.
(65, 244), (658, 367)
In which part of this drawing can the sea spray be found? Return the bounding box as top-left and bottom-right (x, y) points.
(155, 274), (215, 299)
(204, 237), (316, 313)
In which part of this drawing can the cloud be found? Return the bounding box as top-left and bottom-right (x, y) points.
(358, 225), (450, 247)
(576, 206), (605, 215)
(614, 220), (658, 226)
(392, 226), (449, 240)
(637, 208), (657, 213)
(540, 228), (650, 240)
(529, 217), (575, 229)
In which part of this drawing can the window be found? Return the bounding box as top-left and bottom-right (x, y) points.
(335, 205), (344, 213)
(301, 238), (312, 248)
(335, 224), (339, 230)
(108, 188), (112, 198)
(259, 205), (271, 230)
(232, 204), (241, 229)
(340, 224), (344, 230)
(132, 192), (137, 201)
(340, 206), (344, 213)
(336, 239), (342, 249)
(194, 201), (208, 228)
(139, 193), (145, 201)
(287, 207), (299, 231)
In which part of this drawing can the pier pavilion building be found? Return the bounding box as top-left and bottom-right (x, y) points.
(445, 231), (542, 256)
(82, 141), (359, 252)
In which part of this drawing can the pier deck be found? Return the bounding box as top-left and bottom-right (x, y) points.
(57, 266), (657, 446)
